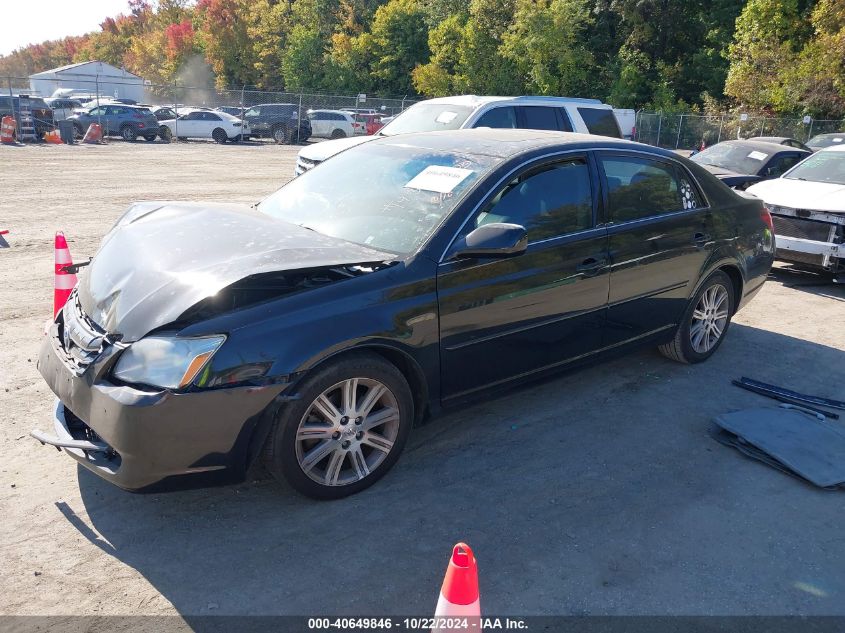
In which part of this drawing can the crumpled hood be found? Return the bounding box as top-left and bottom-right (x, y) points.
(746, 178), (845, 213)
(77, 201), (395, 341)
(298, 135), (375, 162)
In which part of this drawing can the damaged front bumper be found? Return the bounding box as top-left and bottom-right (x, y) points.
(34, 319), (287, 491)
(770, 207), (845, 272)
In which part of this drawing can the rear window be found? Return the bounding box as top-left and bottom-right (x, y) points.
(578, 107), (621, 137)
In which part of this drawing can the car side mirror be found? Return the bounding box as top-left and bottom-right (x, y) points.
(450, 223), (528, 260)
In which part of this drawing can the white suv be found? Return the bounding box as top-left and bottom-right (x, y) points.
(306, 109), (356, 139)
(295, 95), (621, 175)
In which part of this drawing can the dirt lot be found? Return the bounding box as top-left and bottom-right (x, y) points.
(1, 141), (844, 620)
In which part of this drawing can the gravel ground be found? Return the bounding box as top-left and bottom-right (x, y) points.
(1, 141), (844, 621)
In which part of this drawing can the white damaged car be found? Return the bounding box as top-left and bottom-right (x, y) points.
(159, 108), (249, 143)
(747, 145), (845, 278)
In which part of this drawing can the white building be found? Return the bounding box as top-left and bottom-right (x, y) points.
(29, 61), (147, 102)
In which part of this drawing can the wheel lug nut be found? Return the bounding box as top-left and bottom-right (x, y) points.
(356, 431), (363, 440)
(342, 440), (350, 449)
(332, 431), (341, 440)
(340, 416), (349, 425)
(355, 417), (363, 425)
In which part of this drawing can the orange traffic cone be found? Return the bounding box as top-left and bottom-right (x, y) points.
(1, 115), (16, 143)
(44, 129), (62, 144)
(82, 123), (103, 144)
(432, 543), (480, 632)
(54, 232), (77, 318)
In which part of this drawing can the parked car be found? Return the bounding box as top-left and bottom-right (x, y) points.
(32, 129), (773, 499)
(45, 97), (84, 122)
(243, 103), (311, 143)
(215, 106), (246, 118)
(306, 109), (356, 139)
(0, 95), (54, 139)
(67, 104), (161, 141)
(747, 145), (845, 278)
(806, 133), (845, 151)
(159, 109), (250, 143)
(748, 136), (812, 152)
(689, 140), (810, 189)
(348, 112), (384, 135)
(151, 106), (179, 121)
(295, 95), (622, 175)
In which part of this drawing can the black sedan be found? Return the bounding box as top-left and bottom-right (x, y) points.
(807, 132), (845, 151)
(690, 140), (810, 189)
(33, 129), (774, 499)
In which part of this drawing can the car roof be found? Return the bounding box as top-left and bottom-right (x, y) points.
(711, 139), (802, 153)
(749, 136), (794, 143)
(419, 95), (606, 109)
(371, 128), (663, 159)
(820, 144), (845, 153)
(810, 132), (845, 138)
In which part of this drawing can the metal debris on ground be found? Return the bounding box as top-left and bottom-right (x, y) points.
(712, 405), (845, 489)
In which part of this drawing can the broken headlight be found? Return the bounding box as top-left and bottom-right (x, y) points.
(112, 335), (226, 389)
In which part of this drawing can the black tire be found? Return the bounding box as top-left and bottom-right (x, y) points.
(177, 136), (188, 141)
(212, 127), (228, 143)
(330, 128), (347, 139)
(159, 126), (172, 142)
(120, 124), (137, 141)
(266, 352), (413, 500)
(659, 270), (735, 364)
(143, 134), (157, 142)
(272, 126), (287, 144)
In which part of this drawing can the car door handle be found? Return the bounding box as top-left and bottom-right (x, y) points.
(693, 232), (711, 245)
(576, 257), (606, 274)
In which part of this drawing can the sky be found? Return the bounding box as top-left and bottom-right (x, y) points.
(0, 0), (131, 56)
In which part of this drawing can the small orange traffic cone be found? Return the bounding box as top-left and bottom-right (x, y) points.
(82, 123), (103, 144)
(54, 232), (77, 318)
(44, 129), (62, 144)
(432, 543), (480, 632)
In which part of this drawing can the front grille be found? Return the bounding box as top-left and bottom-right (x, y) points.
(295, 156), (320, 176)
(772, 215), (835, 242)
(59, 292), (106, 373)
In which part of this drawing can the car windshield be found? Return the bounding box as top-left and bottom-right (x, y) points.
(690, 143), (770, 174)
(257, 142), (499, 254)
(807, 134), (845, 149)
(784, 151), (845, 185)
(379, 104), (473, 137)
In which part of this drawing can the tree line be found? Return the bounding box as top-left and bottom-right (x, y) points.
(1, 0), (843, 119)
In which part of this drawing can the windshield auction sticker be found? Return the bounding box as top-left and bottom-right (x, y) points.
(405, 166), (474, 193)
(747, 151), (768, 161)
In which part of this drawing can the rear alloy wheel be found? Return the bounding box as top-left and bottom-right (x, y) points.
(659, 270), (735, 363)
(330, 128), (347, 139)
(211, 127), (228, 143)
(158, 126), (172, 142)
(120, 125), (137, 141)
(267, 353), (413, 499)
(272, 126), (287, 144)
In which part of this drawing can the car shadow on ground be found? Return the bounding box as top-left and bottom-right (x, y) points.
(768, 265), (844, 302)
(62, 324), (845, 618)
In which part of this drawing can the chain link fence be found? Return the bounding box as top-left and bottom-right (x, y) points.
(2, 74), (418, 143)
(635, 111), (845, 150)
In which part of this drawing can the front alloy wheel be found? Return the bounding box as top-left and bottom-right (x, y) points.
(267, 353), (413, 499)
(296, 378), (400, 486)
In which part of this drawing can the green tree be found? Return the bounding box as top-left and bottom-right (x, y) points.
(500, 0), (595, 96)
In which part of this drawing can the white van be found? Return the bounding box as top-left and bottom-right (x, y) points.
(295, 95), (621, 175)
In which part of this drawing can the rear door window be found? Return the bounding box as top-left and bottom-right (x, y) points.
(578, 107), (621, 137)
(599, 155), (702, 223)
(474, 107), (517, 129)
(765, 154), (803, 178)
(516, 106), (569, 132)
